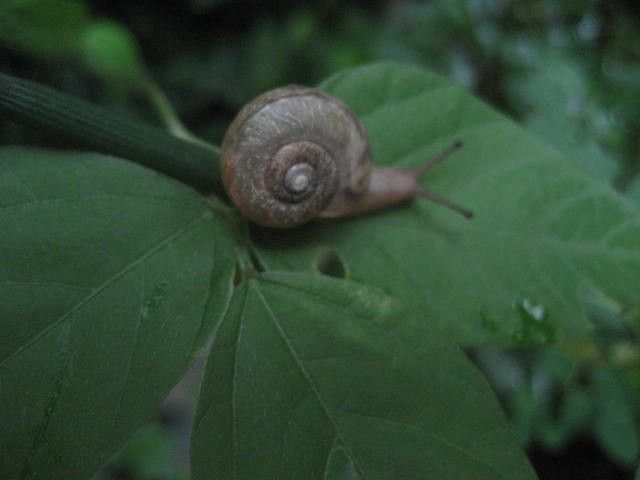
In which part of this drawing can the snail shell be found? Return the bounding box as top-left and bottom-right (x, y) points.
(221, 86), (372, 228)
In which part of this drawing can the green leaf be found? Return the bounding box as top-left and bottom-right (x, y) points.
(592, 368), (640, 466)
(191, 272), (537, 479)
(249, 62), (640, 346)
(507, 53), (618, 183)
(80, 20), (146, 92)
(0, 0), (89, 60)
(0, 2), (148, 95)
(629, 177), (640, 208)
(0, 147), (235, 479)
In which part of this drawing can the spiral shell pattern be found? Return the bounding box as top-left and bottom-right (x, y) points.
(221, 86), (372, 228)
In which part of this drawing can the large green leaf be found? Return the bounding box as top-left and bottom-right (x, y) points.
(0, 147), (235, 479)
(191, 272), (537, 480)
(249, 63), (640, 346)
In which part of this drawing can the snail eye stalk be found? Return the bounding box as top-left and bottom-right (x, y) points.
(413, 140), (473, 219)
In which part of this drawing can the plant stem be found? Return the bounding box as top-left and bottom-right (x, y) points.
(0, 72), (223, 194)
(141, 76), (220, 154)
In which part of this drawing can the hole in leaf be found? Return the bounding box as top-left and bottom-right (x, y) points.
(315, 249), (346, 278)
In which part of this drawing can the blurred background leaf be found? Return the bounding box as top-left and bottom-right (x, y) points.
(80, 19), (146, 95)
(0, 0), (89, 60)
(630, 177), (640, 206)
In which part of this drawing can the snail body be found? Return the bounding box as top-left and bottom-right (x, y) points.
(221, 86), (472, 228)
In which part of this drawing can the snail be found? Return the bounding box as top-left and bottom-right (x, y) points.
(221, 86), (473, 228)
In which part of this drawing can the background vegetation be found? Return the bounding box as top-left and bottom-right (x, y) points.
(1, 1), (639, 479)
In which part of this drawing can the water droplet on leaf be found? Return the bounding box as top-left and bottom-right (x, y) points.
(511, 298), (557, 346)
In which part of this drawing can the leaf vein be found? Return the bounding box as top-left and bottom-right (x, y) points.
(0, 211), (211, 369)
(253, 282), (369, 480)
(333, 409), (511, 479)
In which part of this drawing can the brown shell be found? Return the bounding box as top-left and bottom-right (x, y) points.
(221, 86), (372, 228)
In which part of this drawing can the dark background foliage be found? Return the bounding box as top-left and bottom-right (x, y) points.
(1, 1), (639, 479)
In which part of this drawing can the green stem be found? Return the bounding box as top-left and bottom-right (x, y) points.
(141, 76), (220, 154)
(0, 72), (223, 194)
